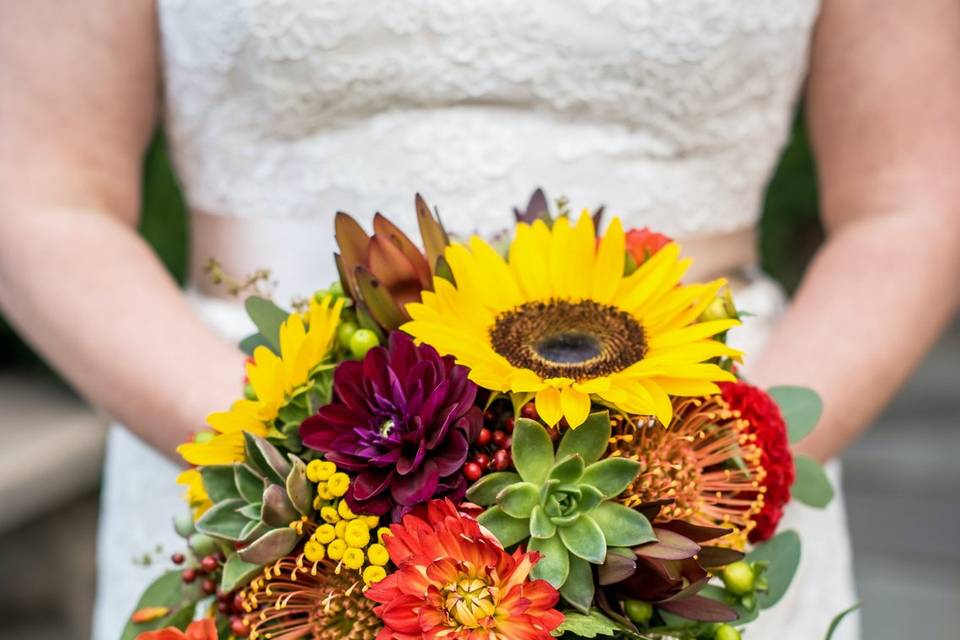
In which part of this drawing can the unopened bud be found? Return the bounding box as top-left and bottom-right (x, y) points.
(714, 624), (742, 640)
(173, 512), (196, 538)
(721, 561), (756, 596)
(623, 599), (653, 625)
(699, 288), (739, 323)
(189, 533), (218, 557)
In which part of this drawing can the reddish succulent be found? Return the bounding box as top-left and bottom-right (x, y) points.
(300, 332), (481, 519)
(720, 381), (795, 542)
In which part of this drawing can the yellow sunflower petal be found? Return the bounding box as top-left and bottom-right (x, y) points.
(548, 217), (574, 298)
(613, 243), (683, 312)
(560, 386), (591, 428)
(636, 379), (674, 427)
(647, 319), (740, 350)
(651, 377), (722, 396)
(566, 212), (596, 299)
(177, 431), (247, 466)
(509, 220), (553, 299)
(535, 387), (564, 427)
(592, 217), (625, 302)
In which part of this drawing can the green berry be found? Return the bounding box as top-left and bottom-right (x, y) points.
(721, 561), (756, 596)
(714, 624), (741, 640)
(349, 329), (379, 359)
(173, 512), (196, 538)
(188, 533), (218, 557)
(623, 599), (653, 625)
(329, 280), (344, 297)
(312, 288), (329, 303)
(337, 321), (358, 351)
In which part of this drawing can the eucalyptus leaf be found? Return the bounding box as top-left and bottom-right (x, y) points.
(512, 418), (555, 484)
(792, 454), (834, 508)
(558, 514), (607, 563)
(239, 332), (272, 356)
(220, 553), (263, 592)
(560, 554), (596, 613)
(244, 296), (289, 353)
(768, 385), (823, 444)
(478, 507), (530, 548)
(499, 482), (541, 518)
(195, 498), (249, 541)
(529, 534), (570, 587)
(589, 502), (655, 547)
(557, 412), (612, 465)
(466, 471), (521, 506)
(119, 570), (200, 640)
(747, 529), (801, 609)
(581, 458), (641, 499)
(200, 465), (241, 503)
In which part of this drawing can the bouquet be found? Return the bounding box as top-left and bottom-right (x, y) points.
(123, 192), (851, 640)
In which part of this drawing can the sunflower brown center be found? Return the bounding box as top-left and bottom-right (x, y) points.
(489, 299), (647, 381)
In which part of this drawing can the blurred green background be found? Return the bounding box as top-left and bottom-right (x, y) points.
(0, 115), (822, 367)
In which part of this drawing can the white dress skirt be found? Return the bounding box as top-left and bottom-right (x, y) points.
(93, 1), (859, 638)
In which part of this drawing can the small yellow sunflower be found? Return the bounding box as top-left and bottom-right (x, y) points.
(402, 213), (739, 428)
(178, 294), (344, 466)
(176, 468), (212, 520)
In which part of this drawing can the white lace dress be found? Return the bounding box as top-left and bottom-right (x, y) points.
(93, 1), (859, 638)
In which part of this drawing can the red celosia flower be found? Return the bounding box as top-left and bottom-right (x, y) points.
(625, 227), (672, 264)
(366, 500), (564, 640)
(136, 619), (217, 640)
(719, 381), (795, 542)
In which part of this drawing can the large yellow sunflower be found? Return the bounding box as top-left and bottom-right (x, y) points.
(178, 294), (344, 465)
(402, 213), (739, 428)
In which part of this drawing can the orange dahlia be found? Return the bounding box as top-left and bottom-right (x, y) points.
(611, 396), (766, 549)
(366, 500), (564, 640)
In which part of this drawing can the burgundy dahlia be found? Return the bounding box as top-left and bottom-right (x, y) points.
(300, 332), (481, 519)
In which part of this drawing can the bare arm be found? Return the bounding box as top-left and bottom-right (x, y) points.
(0, 1), (241, 457)
(749, 0), (960, 461)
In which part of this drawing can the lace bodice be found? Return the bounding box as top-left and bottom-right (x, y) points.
(158, 0), (820, 248)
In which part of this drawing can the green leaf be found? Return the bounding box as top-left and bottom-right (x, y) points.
(792, 454), (835, 508)
(581, 458), (641, 498)
(529, 534), (570, 587)
(245, 296), (289, 353)
(220, 553), (263, 592)
(512, 418), (556, 484)
(530, 505), (557, 539)
(499, 482), (541, 518)
(235, 464), (265, 504)
(200, 465), (241, 503)
(196, 498), (249, 541)
(588, 502), (655, 547)
(478, 507), (531, 547)
(558, 514), (607, 563)
(355, 266), (407, 331)
(238, 503), (261, 520)
(552, 609), (619, 638)
(825, 603), (861, 640)
(768, 385), (823, 443)
(747, 529), (801, 609)
(466, 471), (521, 506)
(238, 527), (300, 565)
(119, 570), (200, 640)
(559, 555), (597, 614)
(260, 484), (299, 527)
(285, 456), (314, 516)
(244, 432), (291, 485)
(557, 412), (612, 465)
(239, 332), (272, 356)
(549, 454), (585, 484)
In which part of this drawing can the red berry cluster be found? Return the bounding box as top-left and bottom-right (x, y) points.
(464, 402), (520, 481)
(173, 550), (251, 637)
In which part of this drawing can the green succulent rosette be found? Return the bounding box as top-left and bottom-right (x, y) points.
(467, 412), (657, 611)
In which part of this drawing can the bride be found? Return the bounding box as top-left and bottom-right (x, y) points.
(1, 1), (958, 639)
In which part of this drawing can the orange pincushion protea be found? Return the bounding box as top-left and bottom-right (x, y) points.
(365, 500), (563, 640)
(611, 396), (766, 549)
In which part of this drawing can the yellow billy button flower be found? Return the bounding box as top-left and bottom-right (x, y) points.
(342, 548), (365, 570)
(363, 565), (387, 586)
(306, 459), (337, 483)
(304, 540), (326, 563)
(366, 543), (389, 567)
(320, 506), (340, 524)
(337, 500), (356, 520)
(377, 527), (392, 545)
(313, 524), (336, 544)
(344, 520), (371, 548)
(363, 515), (380, 529)
(327, 539), (347, 561)
(335, 520), (349, 539)
(327, 472), (350, 497)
